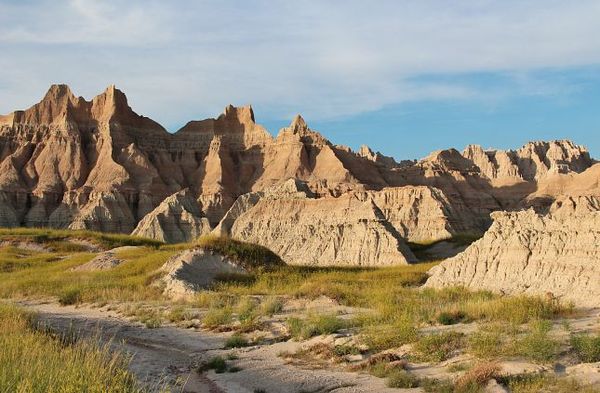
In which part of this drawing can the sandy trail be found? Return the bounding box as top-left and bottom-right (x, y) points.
(18, 301), (400, 393)
(20, 301), (223, 393)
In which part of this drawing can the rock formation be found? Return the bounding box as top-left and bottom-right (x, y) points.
(215, 180), (417, 266)
(0, 84), (597, 269)
(463, 141), (593, 182)
(132, 189), (211, 243)
(425, 195), (600, 307)
(157, 249), (248, 300)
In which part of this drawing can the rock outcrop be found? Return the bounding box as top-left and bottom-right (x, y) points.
(0, 84), (597, 269)
(215, 180), (417, 266)
(132, 189), (211, 243)
(157, 249), (248, 300)
(463, 141), (593, 182)
(425, 195), (600, 307)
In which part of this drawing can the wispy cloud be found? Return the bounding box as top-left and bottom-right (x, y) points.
(1, 0), (600, 128)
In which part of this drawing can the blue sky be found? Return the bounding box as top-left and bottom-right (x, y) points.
(1, 1), (600, 159)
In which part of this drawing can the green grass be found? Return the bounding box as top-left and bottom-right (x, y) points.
(500, 374), (599, 393)
(197, 235), (285, 271)
(286, 314), (347, 340)
(412, 331), (465, 362)
(360, 317), (417, 351)
(0, 227), (163, 250)
(386, 369), (421, 388)
(203, 307), (233, 329)
(225, 333), (249, 348)
(509, 320), (559, 363)
(0, 303), (142, 392)
(571, 333), (600, 362)
(0, 244), (180, 303)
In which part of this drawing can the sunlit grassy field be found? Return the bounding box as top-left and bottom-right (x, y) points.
(0, 303), (142, 392)
(0, 228), (588, 392)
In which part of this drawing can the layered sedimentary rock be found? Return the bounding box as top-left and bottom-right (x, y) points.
(132, 189), (211, 243)
(215, 180), (416, 266)
(425, 195), (600, 307)
(1, 84), (597, 269)
(463, 141), (593, 182)
(355, 186), (482, 243)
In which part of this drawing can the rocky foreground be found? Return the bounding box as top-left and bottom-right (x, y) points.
(2, 84), (600, 305)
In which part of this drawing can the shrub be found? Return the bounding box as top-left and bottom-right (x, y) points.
(437, 310), (468, 325)
(571, 333), (600, 362)
(260, 296), (284, 316)
(58, 288), (81, 306)
(455, 362), (500, 391)
(412, 331), (465, 362)
(386, 369), (420, 388)
(225, 333), (249, 349)
(199, 356), (227, 373)
(203, 307), (233, 330)
(286, 314), (346, 340)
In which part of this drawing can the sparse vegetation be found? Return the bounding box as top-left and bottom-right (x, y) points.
(571, 333), (600, 362)
(509, 320), (559, 363)
(286, 314), (346, 340)
(203, 306), (233, 330)
(500, 373), (599, 393)
(0, 228), (586, 392)
(412, 331), (465, 362)
(0, 227), (162, 250)
(0, 304), (141, 392)
(225, 333), (249, 348)
(197, 235), (284, 270)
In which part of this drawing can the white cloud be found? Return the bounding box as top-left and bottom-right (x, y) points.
(1, 0), (600, 127)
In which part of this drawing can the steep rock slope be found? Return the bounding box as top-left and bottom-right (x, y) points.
(216, 180), (416, 266)
(355, 186), (482, 243)
(132, 189), (211, 243)
(425, 195), (600, 307)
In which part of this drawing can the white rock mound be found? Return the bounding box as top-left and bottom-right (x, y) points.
(425, 195), (600, 307)
(132, 189), (211, 243)
(158, 249), (247, 300)
(71, 246), (139, 272)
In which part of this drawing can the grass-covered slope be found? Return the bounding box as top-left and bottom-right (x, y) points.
(0, 304), (141, 392)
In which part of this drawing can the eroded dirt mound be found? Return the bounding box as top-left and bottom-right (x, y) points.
(158, 249), (247, 300)
(425, 195), (600, 307)
(71, 246), (139, 272)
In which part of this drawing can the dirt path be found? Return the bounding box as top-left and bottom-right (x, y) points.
(19, 301), (400, 393)
(20, 301), (223, 393)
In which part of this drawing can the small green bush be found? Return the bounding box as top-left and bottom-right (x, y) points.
(260, 296), (284, 316)
(386, 369), (420, 388)
(58, 288), (81, 306)
(571, 333), (600, 362)
(225, 333), (249, 349)
(286, 314), (346, 340)
(437, 310), (467, 325)
(203, 307), (233, 329)
(200, 356), (228, 373)
(412, 331), (465, 362)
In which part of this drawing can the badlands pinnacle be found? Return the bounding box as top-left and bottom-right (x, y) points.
(0, 84), (596, 270)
